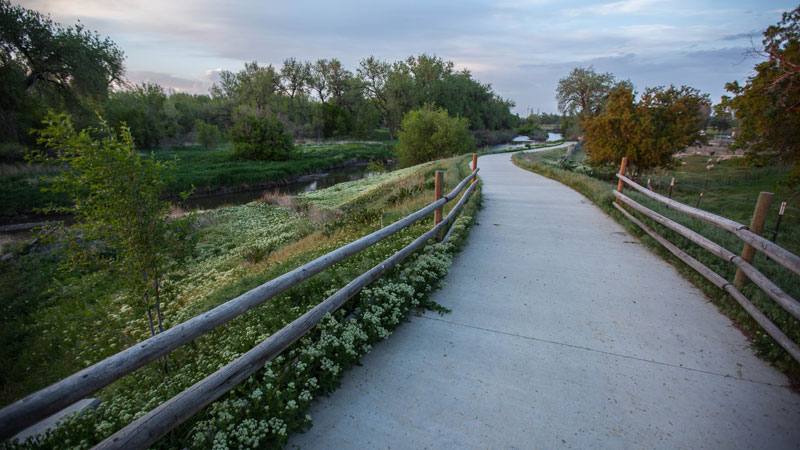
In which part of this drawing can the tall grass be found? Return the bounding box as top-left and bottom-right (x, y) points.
(512, 148), (800, 384)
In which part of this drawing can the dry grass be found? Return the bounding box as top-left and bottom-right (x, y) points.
(258, 189), (295, 208)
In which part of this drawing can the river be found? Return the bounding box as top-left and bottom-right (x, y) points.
(487, 132), (562, 153)
(0, 162), (396, 253)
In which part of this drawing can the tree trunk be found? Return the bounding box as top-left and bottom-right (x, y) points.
(146, 301), (156, 338)
(154, 276), (169, 374)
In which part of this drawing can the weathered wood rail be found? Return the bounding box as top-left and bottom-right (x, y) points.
(614, 161), (800, 363)
(0, 163), (481, 447)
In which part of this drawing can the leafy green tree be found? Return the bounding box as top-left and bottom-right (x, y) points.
(281, 57), (310, 114)
(722, 7), (800, 184)
(212, 61), (282, 114)
(516, 114), (548, 140)
(556, 66), (618, 118)
(103, 83), (171, 149)
(396, 105), (475, 166)
(358, 56), (406, 139)
(27, 112), (195, 344)
(709, 104), (735, 134)
(230, 111), (294, 160)
(0, 0), (124, 142)
(584, 84), (709, 178)
(195, 120), (221, 149)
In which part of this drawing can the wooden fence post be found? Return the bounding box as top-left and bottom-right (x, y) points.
(434, 170), (444, 239)
(734, 191), (774, 287)
(615, 157), (628, 204)
(472, 154), (478, 184)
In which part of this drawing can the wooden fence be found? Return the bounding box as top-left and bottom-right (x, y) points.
(0, 162), (481, 448)
(613, 157), (800, 363)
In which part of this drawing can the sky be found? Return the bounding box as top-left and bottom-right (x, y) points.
(18, 0), (796, 115)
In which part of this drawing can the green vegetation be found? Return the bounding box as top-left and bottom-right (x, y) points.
(395, 105), (475, 166)
(0, 141), (395, 215)
(0, 0), (125, 145)
(513, 146), (799, 382)
(28, 113), (196, 341)
(722, 6), (800, 185)
(230, 112), (294, 161)
(515, 114), (548, 140)
(583, 84), (709, 178)
(195, 120), (222, 149)
(557, 66), (619, 118)
(0, 154), (481, 448)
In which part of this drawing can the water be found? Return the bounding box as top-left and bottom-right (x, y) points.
(488, 133), (563, 153)
(0, 162), (395, 252)
(182, 162), (395, 210)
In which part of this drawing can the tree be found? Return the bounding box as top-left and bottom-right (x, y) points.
(281, 57), (310, 113)
(28, 113), (195, 348)
(556, 67), (618, 118)
(195, 120), (221, 149)
(230, 111), (294, 160)
(103, 83), (171, 149)
(584, 85), (709, 178)
(0, 0), (124, 142)
(358, 56), (403, 138)
(722, 7), (800, 184)
(395, 105), (475, 166)
(309, 59), (331, 103)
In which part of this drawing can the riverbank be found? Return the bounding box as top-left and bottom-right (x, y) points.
(0, 141), (395, 218)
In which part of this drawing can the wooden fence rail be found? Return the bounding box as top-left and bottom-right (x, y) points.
(0, 165), (481, 443)
(614, 171), (800, 363)
(96, 171), (481, 450)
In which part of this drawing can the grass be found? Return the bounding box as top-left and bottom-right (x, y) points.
(0, 141), (395, 216)
(512, 146), (800, 384)
(0, 153), (480, 448)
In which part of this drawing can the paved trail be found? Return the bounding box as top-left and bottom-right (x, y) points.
(289, 148), (800, 449)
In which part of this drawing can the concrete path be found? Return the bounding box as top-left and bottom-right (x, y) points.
(288, 148), (800, 449)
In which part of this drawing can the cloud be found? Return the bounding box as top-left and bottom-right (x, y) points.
(126, 69), (222, 94)
(16, 0), (789, 114)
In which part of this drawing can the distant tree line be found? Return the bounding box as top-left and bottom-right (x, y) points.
(0, 1), (519, 159)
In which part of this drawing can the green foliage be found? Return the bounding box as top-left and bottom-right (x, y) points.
(195, 120), (221, 149)
(358, 54), (516, 138)
(103, 83), (171, 149)
(395, 105), (475, 166)
(0, 0), (124, 143)
(556, 66), (620, 118)
(231, 112), (294, 161)
(27, 112), (196, 337)
(516, 114), (548, 140)
(583, 84), (709, 178)
(722, 7), (800, 186)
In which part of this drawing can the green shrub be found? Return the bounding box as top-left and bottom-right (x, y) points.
(195, 120), (221, 149)
(231, 113), (294, 161)
(396, 105), (475, 167)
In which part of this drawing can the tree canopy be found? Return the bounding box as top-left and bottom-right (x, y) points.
(556, 66), (619, 118)
(584, 84), (709, 178)
(0, 0), (124, 142)
(721, 7), (800, 185)
(395, 105), (475, 166)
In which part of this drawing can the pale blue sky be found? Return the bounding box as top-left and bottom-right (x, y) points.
(19, 0), (794, 114)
